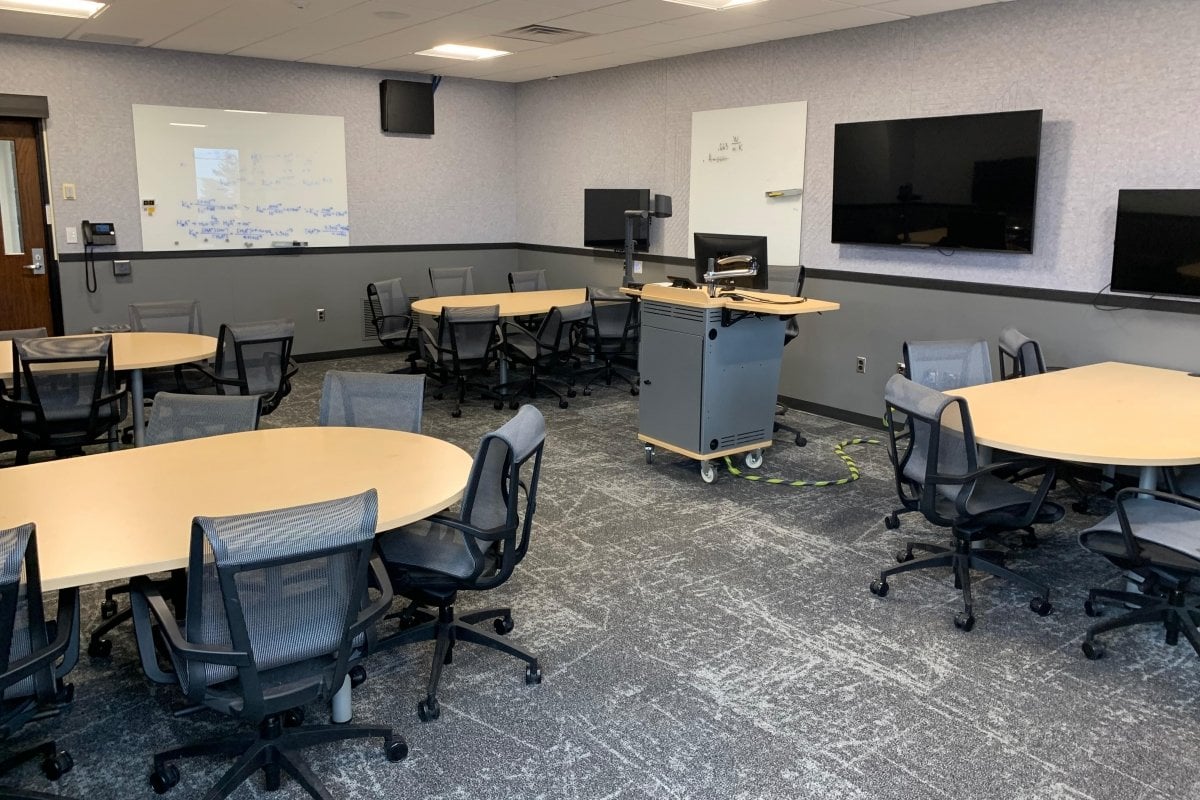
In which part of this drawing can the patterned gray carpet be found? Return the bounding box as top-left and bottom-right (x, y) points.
(4, 352), (1199, 799)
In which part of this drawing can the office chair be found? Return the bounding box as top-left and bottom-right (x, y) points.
(997, 327), (1047, 380)
(869, 374), (1063, 631)
(0, 336), (127, 465)
(884, 337), (993, 530)
(375, 405), (546, 722)
(767, 265), (807, 446)
(1078, 488), (1200, 659)
(579, 287), (640, 396)
(0, 522), (81, 800)
(417, 305), (503, 418)
(501, 302), (590, 409)
(135, 490), (405, 799)
(507, 270), (549, 330)
(128, 300), (202, 334)
(87, 393), (262, 660)
(366, 278), (415, 357)
(192, 319), (298, 415)
(0, 328), (48, 340)
(319, 370), (424, 433)
(429, 266), (475, 297)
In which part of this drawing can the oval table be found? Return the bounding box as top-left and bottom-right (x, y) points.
(411, 288), (587, 318)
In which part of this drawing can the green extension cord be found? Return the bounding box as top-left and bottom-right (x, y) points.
(721, 437), (881, 487)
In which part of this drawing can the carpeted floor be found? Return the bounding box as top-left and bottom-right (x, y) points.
(3, 351), (1199, 799)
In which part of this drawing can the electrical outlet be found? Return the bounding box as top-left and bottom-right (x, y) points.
(856, 356), (867, 374)
(316, 308), (326, 322)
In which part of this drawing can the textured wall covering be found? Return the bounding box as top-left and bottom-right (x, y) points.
(0, 35), (517, 252)
(514, 0), (1200, 294)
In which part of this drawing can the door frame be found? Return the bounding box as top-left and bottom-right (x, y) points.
(0, 93), (63, 335)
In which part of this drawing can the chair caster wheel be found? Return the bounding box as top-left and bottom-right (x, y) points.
(1030, 597), (1052, 617)
(100, 598), (118, 619)
(894, 549), (913, 564)
(884, 513), (899, 530)
(1020, 529), (1039, 549)
(582, 388), (593, 396)
(349, 665), (367, 688)
(525, 665), (543, 685)
(567, 389), (577, 398)
(1081, 640), (1105, 660)
(42, 750), (72, 780)
(494, 615), (514, 635)
(953, 612), (976, 632)
(795, 436), (807, 447)
(283, 707), (306, 727)
(417, 698), (440, 722)
(645, 446), (654, 464)
(433, 393), (444, 400)
(869, 579), (889, 597)
(509, 401), (519, 410)
(88, 638), (112, 658)
(385, 737), (409, 762)
(1083, 599), (1102, 617)
(451, 409), (462, 418)
(558, 400), (569, 409)
(150, 763), (180, 794)
(493, 400), (504, 410)
(54, 681), (74, 704)
(631, 387), (639, 396)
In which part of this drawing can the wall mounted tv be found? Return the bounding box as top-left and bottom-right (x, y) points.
(380, 79), (434, 134)
(584, 188), (650, 250)
(832, 109), (1043, 253)
(1110, 189), (1200, 299)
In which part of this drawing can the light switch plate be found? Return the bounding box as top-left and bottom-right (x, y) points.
(65, 226), (78, 244)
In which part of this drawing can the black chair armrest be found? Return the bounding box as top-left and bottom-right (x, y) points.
(141, 583), (253, 667)
(349, 556), (394, 640)
(0, 587), (79, 692)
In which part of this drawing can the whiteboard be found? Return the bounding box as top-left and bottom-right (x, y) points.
(688, 101), (808, 266)
(132, 104), (349, 250)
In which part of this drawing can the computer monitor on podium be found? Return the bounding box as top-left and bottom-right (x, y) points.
(693, 233), (769, 290)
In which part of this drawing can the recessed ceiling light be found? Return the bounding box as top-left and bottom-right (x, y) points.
(223, 109), (269, 114)
(415, 44), (511, 61)
(662, 0), (768, 9)
(169, 122), (206, 128)
(0, 0), (107, 18)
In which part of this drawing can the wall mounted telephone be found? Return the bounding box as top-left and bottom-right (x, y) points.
(81, 220), (116, 246)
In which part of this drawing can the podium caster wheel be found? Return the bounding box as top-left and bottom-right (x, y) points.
(743, 449), (763, 469)
(699, 461), (716, 483)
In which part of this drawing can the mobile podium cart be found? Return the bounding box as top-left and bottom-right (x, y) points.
(628, 283), (839, 483)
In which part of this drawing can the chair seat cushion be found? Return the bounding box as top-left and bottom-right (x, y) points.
(378, 520), (476, 580)
(964, 474), (1062, 522)
(1080, 497), (1200, 574)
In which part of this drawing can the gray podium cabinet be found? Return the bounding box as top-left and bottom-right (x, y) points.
(638, 291), (784, 481)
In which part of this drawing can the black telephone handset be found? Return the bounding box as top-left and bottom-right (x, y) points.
(81, 220), (116, 246)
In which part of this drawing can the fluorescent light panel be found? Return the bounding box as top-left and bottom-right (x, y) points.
(0, 0), (106, 18)
(415, 44), (510, 61)
(662, 0), (768, 9)
(169, 122), (206, 128)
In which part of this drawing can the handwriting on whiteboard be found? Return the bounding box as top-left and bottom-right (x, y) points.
(703, 136), (744, 163)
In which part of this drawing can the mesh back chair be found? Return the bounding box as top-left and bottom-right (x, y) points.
(1078, 489), (1200, 660)
(128, 300), (202, 335)
(0, 328), (47, 341)
(319, 371), (424, 434)
(0, 523), (81, 799)
(0, 336), (127, 465)
(507, 270), (550, 330)
(767, 265), (808, 446)
(375, 406), (546, 722)
(579, 287), (640, 396)
(134, 490), (406, 799)
(417, 305), (503, 418)
(194, 319), (298, 415)
(87, 393), (262, 661)
(366, 278), (415, 358)
(869, 374), (1063, 631)
(428, 267), (475, 297)
(500, 302), (591, 409)
(997, 327), (1047, 379)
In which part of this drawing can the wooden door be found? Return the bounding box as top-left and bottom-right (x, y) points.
(0, 118), (53, 332)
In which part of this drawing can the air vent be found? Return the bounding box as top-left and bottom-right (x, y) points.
(718, 430), (766, 449)
(499, 24), (590, 44)
(78, 33), (142, 46)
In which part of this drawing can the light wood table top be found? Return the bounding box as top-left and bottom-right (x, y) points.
(0, 426), (473, 591)
(628, 283), (840, 315)
(412, 289), (587, 317)
(950, 362), (1200, 468)
(0, 331), (217, 380)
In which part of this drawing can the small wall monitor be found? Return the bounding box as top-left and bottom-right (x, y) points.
(1110, 189), (1200, 299)
(380, 80), (434, 134)
(584, 188), (650, 250)
(693, 232), (768, 290)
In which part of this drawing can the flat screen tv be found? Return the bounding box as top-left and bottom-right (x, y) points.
(832, 109), (1043, 253)
(693, 232), (768, 290)
(380, 79), (434, 134)
(584, 189), (650, 250)
(1110, 189), (1200, 298)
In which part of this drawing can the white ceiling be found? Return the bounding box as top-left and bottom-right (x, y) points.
(0, 0), (1015, 83)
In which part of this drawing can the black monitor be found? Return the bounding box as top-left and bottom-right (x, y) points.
(693, 232), (768, 290)
(584, 189), (650, 250)
(380, 80), (434, 134)
(1110, 189), (1200, 299)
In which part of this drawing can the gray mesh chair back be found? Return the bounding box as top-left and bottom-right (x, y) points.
(766, 265), (805, 343)
(417, 305), (501, 416)
(587, 287), (639, 344)
(144, 393), (261, 446)
(441, 306), (500, 363)
(319, 371), (424, 433)
(0, 327), (47, 341)
(903, 338), (992, 391)
(209, 319), (297, 414)
(1, 524), (41, 703)
(129, 300), (202, 334)
(535, 302), (590, 351)
(429, 267), (475, 297)
(367, 278), (414, 348)
(2, 335), (126, 460)
(508, 270), (548, 293)
(998, 327), (1047, 379)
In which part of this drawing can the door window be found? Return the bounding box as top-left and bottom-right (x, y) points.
(0, 140), (22, 256)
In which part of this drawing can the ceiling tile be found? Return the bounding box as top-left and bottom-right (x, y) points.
(868, 0), (993, 15)
(304, 13), (509, 66)
(542, 10), (646, 35)
(232, 3), (443, 61)
(153, 0), (364, 55)
(69, 0), (236, 46)
(0, 9), (85, 38)
(793, 6), (910, 32)
(592, 0), (706, 23)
